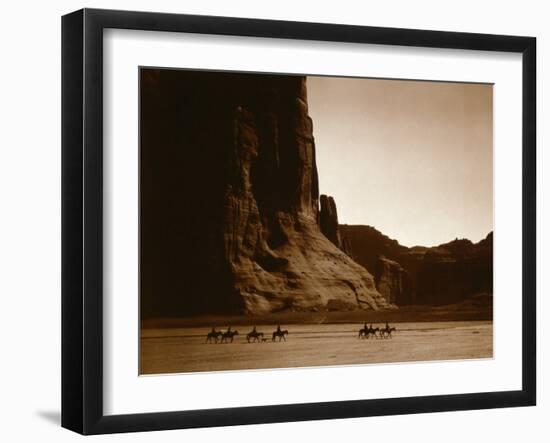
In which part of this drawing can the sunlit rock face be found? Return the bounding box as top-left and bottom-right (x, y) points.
(141, 70), (390, 317)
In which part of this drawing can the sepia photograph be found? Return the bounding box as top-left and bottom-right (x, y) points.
(139, 68), (493, 375)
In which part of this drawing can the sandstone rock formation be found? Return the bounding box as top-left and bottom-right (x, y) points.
(414, 234), (493, 305)
(140, 69), (391, 318)
(319, 194), (343, 250)
(340, 225), (493, 306)
(374, 256), (412, 305)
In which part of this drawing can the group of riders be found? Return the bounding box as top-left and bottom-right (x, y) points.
(206, 325), (288, 344)
(205, 322), (397, 343)
(358, 321), (397, 339)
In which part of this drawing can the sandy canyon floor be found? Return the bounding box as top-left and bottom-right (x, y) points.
(140, 321), (492, 374)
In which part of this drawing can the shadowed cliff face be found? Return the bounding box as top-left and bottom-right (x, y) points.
(340, 225), (493, 305)
(141, 69), (389, 318)
(414, 234), (493, 305)
(374, 256), (412, 305)
(319, 195), (343, 249)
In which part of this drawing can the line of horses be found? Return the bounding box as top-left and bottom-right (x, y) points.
(358, 323), (397, 339)
(205, 323), (397, 343)
(205, 326), (288, 344)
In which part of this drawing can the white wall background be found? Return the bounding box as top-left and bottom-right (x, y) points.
(0, 0), (546, 441)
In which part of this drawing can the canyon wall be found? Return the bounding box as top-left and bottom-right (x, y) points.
(340, 225), (493, 305)
(141, 70), (391, 318)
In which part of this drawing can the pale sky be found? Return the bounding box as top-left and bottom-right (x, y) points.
(307, 76), (493, 248)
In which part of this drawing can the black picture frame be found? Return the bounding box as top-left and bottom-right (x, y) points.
(62, 8), (536, 435)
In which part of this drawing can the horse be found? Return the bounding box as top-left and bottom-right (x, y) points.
(367, 326), (380, 339)
(379, 326), (396, 339)
(246, 330), (264, 343)
(359, 324), (379, 339)
(220, 330), (239, 343)
(205, 330), (222, 344)
(272, 329), (288, 342)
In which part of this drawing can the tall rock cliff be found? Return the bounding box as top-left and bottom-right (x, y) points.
(319, 194), (343, 250)
(141, 69), (391, 318)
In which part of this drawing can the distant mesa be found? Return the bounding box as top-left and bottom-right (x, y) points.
(340, 226), (493, 306)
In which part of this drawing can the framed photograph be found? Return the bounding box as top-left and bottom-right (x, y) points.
(62, 8), (536, 435)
